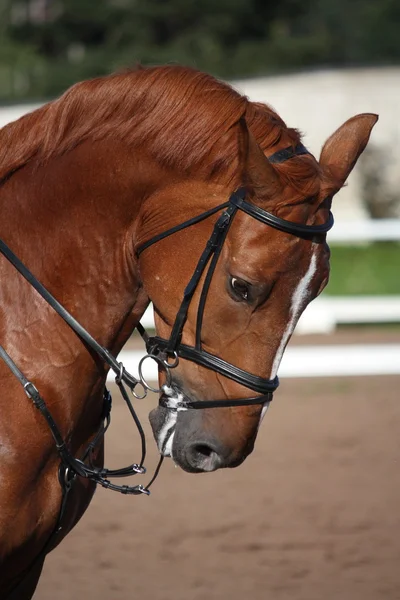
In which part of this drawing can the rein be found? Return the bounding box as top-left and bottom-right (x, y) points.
(0, 243), (167, 500)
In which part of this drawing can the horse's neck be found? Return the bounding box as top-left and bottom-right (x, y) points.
(0, 139), (169, 429)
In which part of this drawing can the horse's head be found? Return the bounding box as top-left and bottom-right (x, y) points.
(138, 113), (377, 473)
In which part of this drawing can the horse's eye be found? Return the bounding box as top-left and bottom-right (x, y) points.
(230, 277), (251, 302)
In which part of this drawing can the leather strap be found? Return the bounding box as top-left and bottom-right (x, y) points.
(165, 205), (236, 355)
(0, 343), (149, 487)
(230, 191), (334, 237)
(0, 239), (140, 390)
(267, 143), (309, 164)
(136, 201), (229, 256)
(147, 336), (279, 395)
(160, 394), (272, 410)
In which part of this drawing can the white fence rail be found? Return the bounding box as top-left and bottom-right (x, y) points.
(296, 296), (400, 334)
(328, 219), (400, 243)
(140, 295), (400, 336)
(110, 344), (400, 381)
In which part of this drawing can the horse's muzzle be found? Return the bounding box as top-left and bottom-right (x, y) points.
(149, 403), (252, 473)
(173, 433), (245, 473)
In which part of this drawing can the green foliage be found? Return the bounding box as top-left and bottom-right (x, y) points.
(326, 243), (400, 296)
(0, 0), (399, 101)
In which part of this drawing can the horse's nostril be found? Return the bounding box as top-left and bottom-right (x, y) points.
(185, 441), (223, 472)
(193, 443), (214, 458)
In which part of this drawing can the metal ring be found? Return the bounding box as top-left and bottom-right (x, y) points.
(131, 464), (146, 474)
(163, 351), (179, 369)
(138, 354), (172, 393)
(63, 466), (71, 486)
(63, 466), (76, 490)
(130, 381), (147, 400)
(114, 362), (124, 385)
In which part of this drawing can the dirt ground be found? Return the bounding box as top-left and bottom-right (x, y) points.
(35, 332), (400, 600)
(34, 377), (400, 600)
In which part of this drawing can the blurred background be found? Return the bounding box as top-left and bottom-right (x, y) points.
(1, 1), (399, 599)
(1, 0), (400, 100)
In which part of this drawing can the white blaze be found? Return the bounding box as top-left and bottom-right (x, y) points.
(258, 249), (317, 427)
(270, 248), (318, 380)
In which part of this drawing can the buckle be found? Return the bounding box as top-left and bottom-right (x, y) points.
(23, 381), (39, 399)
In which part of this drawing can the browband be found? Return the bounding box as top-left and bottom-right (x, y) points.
(267, 143), (310, 164)
(231, 188), (334, 238)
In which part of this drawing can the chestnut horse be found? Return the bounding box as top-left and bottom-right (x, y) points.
(0, 65), (377, 598)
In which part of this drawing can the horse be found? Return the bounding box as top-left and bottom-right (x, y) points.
(0, 65), (377, 598)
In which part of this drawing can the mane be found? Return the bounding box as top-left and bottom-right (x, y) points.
(0, 65), (330, 199)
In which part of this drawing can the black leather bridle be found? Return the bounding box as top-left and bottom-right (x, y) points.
(0, 141), (334, 489)
(0, 141), (334, 596)
(0, 140), (334, 487)
(137, 149), (333, 411)
(0, 143), (333, 586)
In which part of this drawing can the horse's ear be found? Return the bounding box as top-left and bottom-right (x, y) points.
(319, 113), (378, 192)
(239, 118), (282, 199)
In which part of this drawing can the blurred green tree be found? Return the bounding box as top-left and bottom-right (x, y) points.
(0, 0), (399, 102)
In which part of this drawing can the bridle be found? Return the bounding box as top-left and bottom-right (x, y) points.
(137, 149), (333, 411)
(0, 142), (333, 488)
(0, 142), (333, 587)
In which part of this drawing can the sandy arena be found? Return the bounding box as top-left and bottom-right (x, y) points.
(35, 332), (400, 600)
